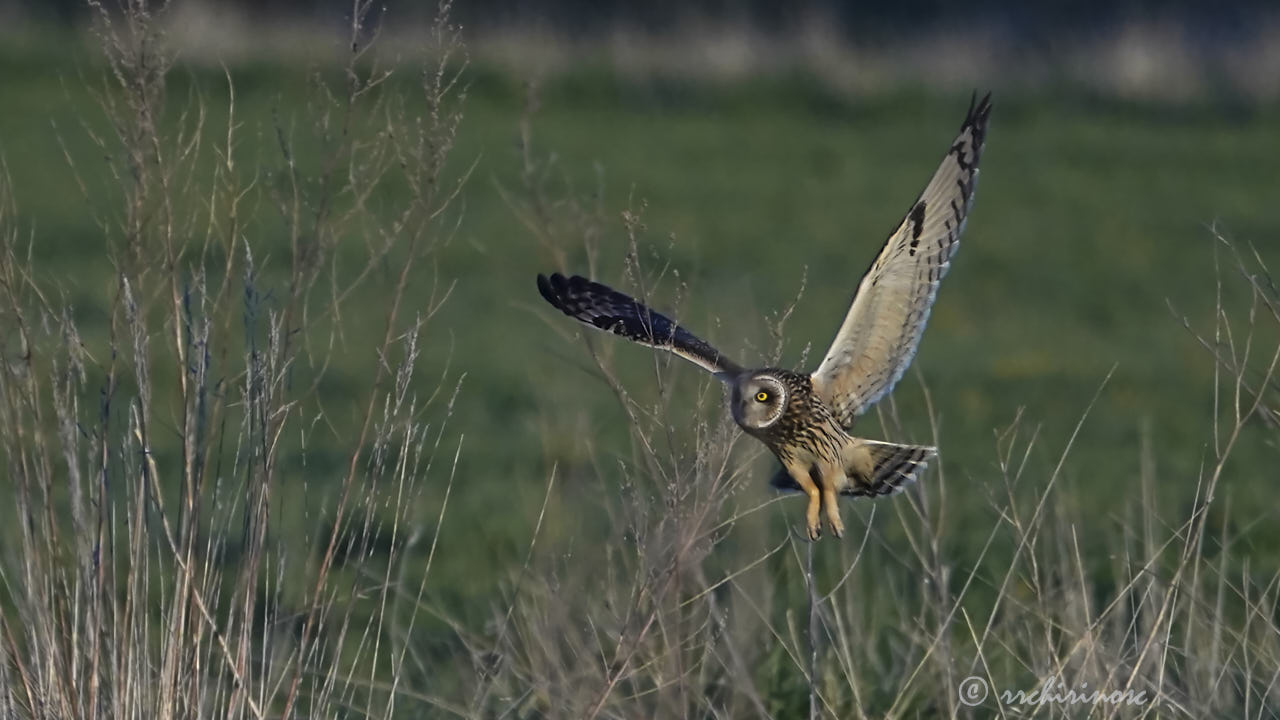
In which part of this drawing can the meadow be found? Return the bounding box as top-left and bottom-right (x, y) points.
(1, 5), (1279, 717)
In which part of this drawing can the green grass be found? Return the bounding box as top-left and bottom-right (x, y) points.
(4, 41), (1280, 592)
(2, 21), (1280, 716)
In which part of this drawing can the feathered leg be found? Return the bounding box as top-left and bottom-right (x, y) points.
(781, 459), (823, 541)
(821, 470), (846, 539)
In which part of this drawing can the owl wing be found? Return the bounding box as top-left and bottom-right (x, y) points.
(537, 272), (744, 378)
(810, 93), (991, 426)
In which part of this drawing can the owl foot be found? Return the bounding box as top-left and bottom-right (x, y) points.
(824, 489), (845, 539)
(805, 490), (822, 541)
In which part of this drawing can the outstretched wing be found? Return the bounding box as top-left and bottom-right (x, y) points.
(537, 272), (744, 378)
(811, 93), (992, 426)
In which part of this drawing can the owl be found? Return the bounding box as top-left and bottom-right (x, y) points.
(537, 94), (991, 540)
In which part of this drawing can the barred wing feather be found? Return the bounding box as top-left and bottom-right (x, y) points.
(537, 272), (744, 378)
(811, 94), (992, 426)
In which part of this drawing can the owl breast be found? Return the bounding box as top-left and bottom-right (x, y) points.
(746, 370), (850, 468)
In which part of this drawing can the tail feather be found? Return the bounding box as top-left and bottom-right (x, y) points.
(845, 440), (935, 497)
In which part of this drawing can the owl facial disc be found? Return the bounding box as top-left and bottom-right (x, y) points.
(732, 373), (787, 430)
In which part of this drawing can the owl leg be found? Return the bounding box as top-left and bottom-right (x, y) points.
(786, 460), (823, 541)
(821, 473), (845, 539)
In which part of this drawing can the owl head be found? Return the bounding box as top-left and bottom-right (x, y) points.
(731, 372), (788, 430)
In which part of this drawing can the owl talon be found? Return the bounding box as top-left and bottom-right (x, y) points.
(823, 489), (845, 539)
(806, 521), (822, 542)
(804, 491), (822, 542)
(828, 517), (845, 539)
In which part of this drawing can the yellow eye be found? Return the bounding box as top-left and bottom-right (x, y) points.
(755, 391), (769, 402)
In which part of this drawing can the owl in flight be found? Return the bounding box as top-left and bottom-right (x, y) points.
(537, 94), (991, 540)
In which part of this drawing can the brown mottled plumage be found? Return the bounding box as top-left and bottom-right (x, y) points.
(740, 370), (845, 468)
(536, 94), (991, 540)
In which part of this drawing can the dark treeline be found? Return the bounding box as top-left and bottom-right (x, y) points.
(16, 0), (1267, 42)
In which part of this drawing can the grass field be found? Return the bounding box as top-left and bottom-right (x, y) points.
(2, 10), (1279, 717)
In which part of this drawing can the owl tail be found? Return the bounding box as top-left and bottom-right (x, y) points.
(843, 440), (936, 497)
(767, 440), (936, 498)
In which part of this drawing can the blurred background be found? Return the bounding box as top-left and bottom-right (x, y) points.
(6, 0), (1280, 100)
(1, 0), (1278, 714)
(2, 0), (1278, 599)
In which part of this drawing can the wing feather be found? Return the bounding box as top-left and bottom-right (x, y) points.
(537, 273), (743, 378)
(811, 93), (992, 425)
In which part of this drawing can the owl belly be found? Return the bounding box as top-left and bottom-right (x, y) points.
(754, 416), (850, 474)
(755, 415), (856, 541)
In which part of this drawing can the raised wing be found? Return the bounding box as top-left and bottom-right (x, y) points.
(811, 93), (992, 426)
(537, 272), (744, 378)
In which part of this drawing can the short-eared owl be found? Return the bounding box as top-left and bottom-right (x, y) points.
(537, 94), (991, 540)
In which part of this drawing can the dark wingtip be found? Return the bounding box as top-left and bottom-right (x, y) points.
(968, 91), (993, 128)
(536, 272), (553, 302)
(536, 272), (569, 311)
(962, 90), (993, 148)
